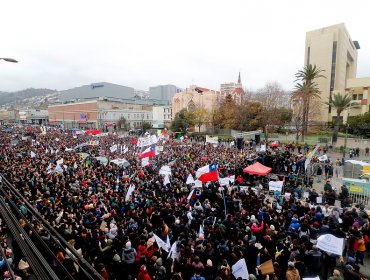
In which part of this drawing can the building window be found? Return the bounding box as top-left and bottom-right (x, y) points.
(358, 94), (363, 100)
(352, 94), (357, 100)
(127, 114), (130, 119)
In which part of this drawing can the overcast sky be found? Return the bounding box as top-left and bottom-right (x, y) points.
(1, 0), (370, 92)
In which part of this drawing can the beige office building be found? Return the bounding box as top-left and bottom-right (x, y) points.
(304, 23), (364, 123)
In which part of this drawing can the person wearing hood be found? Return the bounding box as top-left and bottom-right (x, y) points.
(122, 241), (137, 279)
(154, 257), (166, 280)
(286, 261), (300, 280)
(137, 265), (152, 280)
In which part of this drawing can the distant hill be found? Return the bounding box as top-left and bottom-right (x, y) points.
(0, 88), (57, 107)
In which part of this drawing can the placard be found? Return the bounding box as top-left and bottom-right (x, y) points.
(316, 196), (323, 204)
(317, 234), (344, 256)
(269, 181), (283, 192)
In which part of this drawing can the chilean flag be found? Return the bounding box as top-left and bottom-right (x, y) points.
(196, 162), (218, 182)
(139, 145), (156, 159)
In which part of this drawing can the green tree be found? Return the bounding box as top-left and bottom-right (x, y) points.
(294, 64), (325, 141)
(142, 121), (152, 133)
(171, 108), (194, 132)
(325, 93), (354, 143)
(193, 107), (209, 132)
(347, 110), (370, 137)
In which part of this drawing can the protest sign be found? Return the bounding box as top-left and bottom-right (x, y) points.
(317, 234), (344, 256)
(232, 259), (248, 279)
(259, 259), (274, 275)
(269, 181), (283, 192)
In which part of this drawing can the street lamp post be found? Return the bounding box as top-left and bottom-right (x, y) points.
(0, 58), (18, 63)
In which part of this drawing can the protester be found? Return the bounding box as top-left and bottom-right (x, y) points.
(0, 125), (369, 280)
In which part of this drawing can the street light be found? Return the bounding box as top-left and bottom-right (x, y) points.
(0, 58), (18, 63)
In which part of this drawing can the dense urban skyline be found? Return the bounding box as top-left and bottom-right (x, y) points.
(1, 0), (370, 92)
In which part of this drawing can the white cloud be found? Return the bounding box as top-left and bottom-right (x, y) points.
(1, 0), (369, 92)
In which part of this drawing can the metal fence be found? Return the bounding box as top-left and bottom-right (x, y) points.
(349, 190), (370, 206)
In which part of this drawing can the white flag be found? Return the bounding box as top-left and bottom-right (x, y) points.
(125, 184), (135, 201)
(159, 165), (171, 176)
(110, 144), (118, 153)
(186, 174), (195, 185)
(141, 157), (150, 167)
(187, 189), (194, 200)
(166, 235), (171, 250)
(153, 234), (169, 252)
(163, 175), (170, 186)
(168, 241), (178, 260)
(30, 151), (36, 158)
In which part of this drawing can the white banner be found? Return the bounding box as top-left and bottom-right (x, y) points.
(318, 154), (328, 162)
(232, 259), (249, 280)
(305, 145), (319, 170)
(219, 176), (235, 186)
(269, 181), (283, 192)
(317, 234), (344, 256)
(206, 135), (218, 145)
(96, 132), (108, 137)
(137, 135), (158, 148)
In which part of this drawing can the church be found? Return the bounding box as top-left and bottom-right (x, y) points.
(171, 73), (245, 118)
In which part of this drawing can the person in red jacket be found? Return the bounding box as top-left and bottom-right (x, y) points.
(138, 265), (152, 280)
(251, 221), (264, 234)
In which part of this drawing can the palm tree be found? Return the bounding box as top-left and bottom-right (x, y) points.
(294, 64), (325, 141)
(326, 93), (356, 143)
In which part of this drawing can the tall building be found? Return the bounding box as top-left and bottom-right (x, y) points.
(304, 23), (360, 123)
(149, 84), (180, 104)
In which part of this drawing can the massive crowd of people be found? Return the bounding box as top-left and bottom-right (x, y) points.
(0, 125), (369, 280)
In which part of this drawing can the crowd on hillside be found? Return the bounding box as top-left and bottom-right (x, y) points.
(0, 125), (369, 280)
